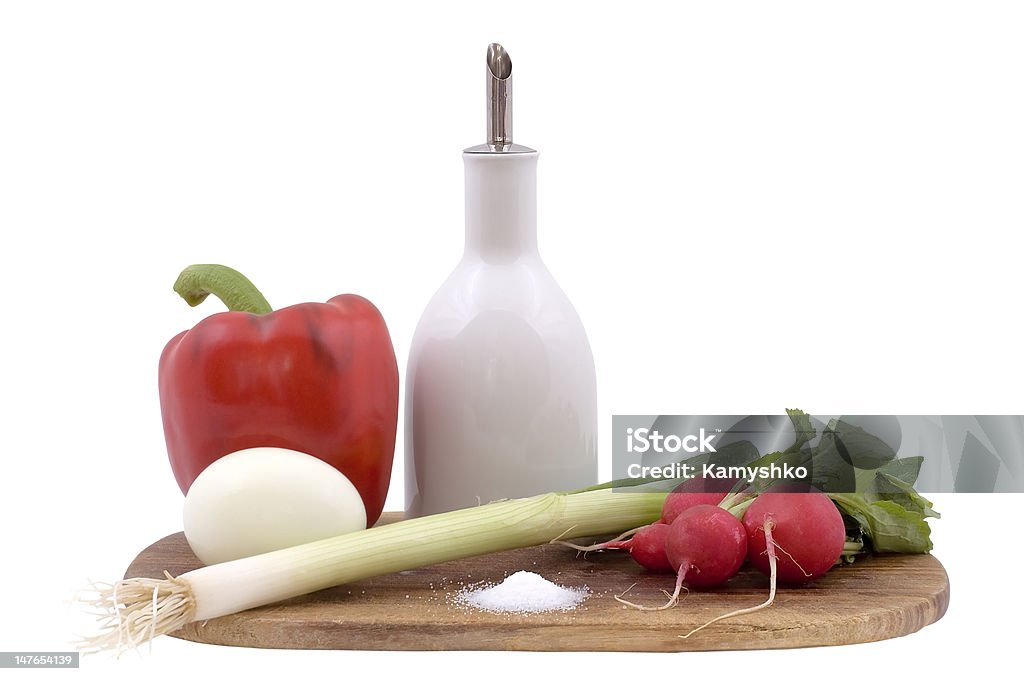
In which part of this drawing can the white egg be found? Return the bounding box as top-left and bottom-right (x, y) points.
(183, 447), (367, 565)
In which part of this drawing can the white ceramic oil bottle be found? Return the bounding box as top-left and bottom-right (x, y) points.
(405, 44), (597, 517)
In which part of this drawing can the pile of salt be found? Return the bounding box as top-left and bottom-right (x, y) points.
(457, 571), (588, 614)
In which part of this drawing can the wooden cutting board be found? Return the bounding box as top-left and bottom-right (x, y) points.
(124, 513), (949, 652)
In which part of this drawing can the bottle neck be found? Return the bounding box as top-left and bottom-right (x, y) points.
(463, 151), (539, 263)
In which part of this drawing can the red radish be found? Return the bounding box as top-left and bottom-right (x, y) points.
(743, 490), (845, 584)
(619, 504), (747, 610)
(660, 476), (740, 525)
(621, 522), (673, 572)
(680, 488), (846, 639)
(667, 505), (748, 588)
(556, 522), (672, 572)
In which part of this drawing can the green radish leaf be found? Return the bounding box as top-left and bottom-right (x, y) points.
(853, 456), (925, 493)
(869, 473), (941, 518)
(877, 456), (924, 486)
(809, 430), (857, 492)
(853, 465), (880, 492)
(786, 408), (816, 452)
(825, 418), (899, 470)
(829, 493), (934, 553)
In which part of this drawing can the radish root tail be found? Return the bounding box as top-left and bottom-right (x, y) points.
(679, 518), (779, 639)
(616, 564), (690, 611)
(76, 572), (195, 655)
(552, 524), (645, 552)
(769, 540), (813, 578)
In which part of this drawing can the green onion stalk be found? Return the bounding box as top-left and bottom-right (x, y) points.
(80, 488), (666, 653)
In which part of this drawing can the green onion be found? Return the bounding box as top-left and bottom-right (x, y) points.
(81, 489), (666, 652)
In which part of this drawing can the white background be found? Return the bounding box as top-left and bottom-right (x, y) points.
(1, 0), (1021, 677)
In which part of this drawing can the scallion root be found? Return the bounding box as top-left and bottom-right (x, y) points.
(77, 572), (195, 654)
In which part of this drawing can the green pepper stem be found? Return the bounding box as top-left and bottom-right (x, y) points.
(173, 265), (273, 314)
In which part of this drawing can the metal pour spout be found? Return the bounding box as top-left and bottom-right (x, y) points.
(486, 43), (513, 149)
(465, 43), (533, 154)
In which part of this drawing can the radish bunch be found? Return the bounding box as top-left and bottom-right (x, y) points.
(561, 478), (848, 628)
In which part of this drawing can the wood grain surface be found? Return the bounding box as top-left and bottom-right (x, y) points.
(124, 513), (949, 652)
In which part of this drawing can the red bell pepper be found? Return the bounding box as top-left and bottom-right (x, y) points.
(158, 264), (398, 526)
